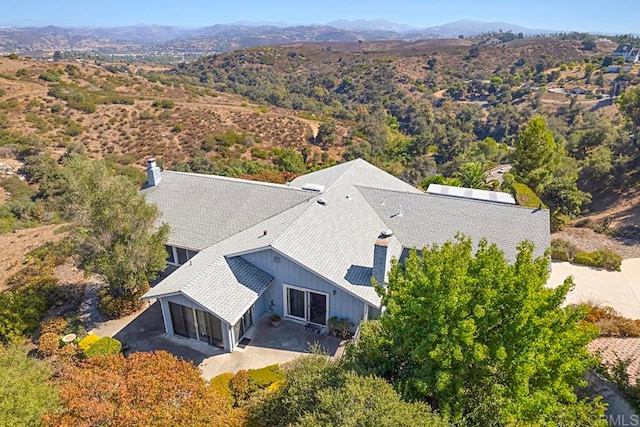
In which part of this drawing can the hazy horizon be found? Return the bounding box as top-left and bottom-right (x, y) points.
(1, 0), (637, 34)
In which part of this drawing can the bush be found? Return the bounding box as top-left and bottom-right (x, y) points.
(581, 304), (640, 337)
(574, 249), (622, 271)
(40, 317), (67, 335)
(327, 316), (354, 339)
(210, 372), (234, 405)
(38, 332), (61, 357)
(78, 334), (100, 353)
(0, 284), (53, 343)
(98, 284), (148, 318)
(84, 337), (122, 358)
(229, 369), (251, 402)
(152, 99), (175, 109)
(248, 364), (283, 388)
(550, 239), (579, 262)
(591, 248), (623, 271)
(512, 182), (544, 208)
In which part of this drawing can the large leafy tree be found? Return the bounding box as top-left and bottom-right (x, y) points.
(64, 156), (169, 317)
(0, 343), (59, 427)
(617, 85), (640, 133)
(250, 354), (447, 427)
(512, 117), (562, 193)
(43, 351), (245, 426)
(349, 235), (605, 425)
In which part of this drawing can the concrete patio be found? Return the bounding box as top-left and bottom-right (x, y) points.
(90, 301), (342, 380)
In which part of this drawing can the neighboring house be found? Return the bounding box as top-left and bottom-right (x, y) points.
(141, 158), (550, 352)
(563, 84), (592, 95)
(612, 44), (640, 63)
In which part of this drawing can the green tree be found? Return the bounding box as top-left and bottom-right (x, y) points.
(64, 157), (169, 317)
(348, 236), (605, 425)
(315, 121), (337, 148)
(454, 162), (488, 189)
(617, 85), (640, 133)
(250, 354), (447, 427)
(0, 343), (59, 427)
(542, 179), (590, 230)
(271, 148), (307, 174)
(512, 117), (562, 193)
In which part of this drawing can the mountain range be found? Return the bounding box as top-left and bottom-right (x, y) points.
(0, 19), (559, 56)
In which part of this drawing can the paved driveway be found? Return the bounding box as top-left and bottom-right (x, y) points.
(90, 301), (341, 380)
(547, 259), (640, 318)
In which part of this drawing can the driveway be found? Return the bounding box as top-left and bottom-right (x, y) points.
(547, 259), (640, 318)
(89, 301), (341, 380)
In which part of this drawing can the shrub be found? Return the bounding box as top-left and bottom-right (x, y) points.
(581, 304), (640, 337)
(210, 372), (234, 405)
(40, 318), (68, 335)
(39, 71), (61, 82)
(98, 284), (148, 318)
(38, 332), (61, 357)
(84, 337), (122, 358)
(550, 239), (578, 262)
(248, 364), (283, 389)
(229, 369), (251, 402)
(78, 334), (100, 353)
(152, 99), (175, 109)
(327, 316), (354, 339)
(0, 284), (53, 343)
(512, 182), (544, 208)
(573, 249), (622, 271)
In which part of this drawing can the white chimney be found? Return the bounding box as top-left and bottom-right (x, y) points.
(146, 158), (161, 186)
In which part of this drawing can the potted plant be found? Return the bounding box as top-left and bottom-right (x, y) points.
(270, 314), (281, 327)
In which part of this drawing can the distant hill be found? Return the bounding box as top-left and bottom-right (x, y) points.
(418, 19), (554, 38)
(0, 20), (574, 57)
(326, 19), (419, 33)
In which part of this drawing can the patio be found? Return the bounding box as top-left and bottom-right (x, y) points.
(90, 301), (342, 380)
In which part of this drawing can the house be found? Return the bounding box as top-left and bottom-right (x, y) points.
(612, 44), (640, 63)
(563, 84), (592, 95)
(140, 158), (550, 352)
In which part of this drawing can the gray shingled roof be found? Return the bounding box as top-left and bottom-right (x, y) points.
(143, 159), (550, 324)
(356, 185), (550, 261)
(141, 171), (315, 250)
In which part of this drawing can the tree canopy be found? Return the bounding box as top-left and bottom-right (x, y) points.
(43, 351), (245, 427)
(347, 235), (605, 425)
(512, 117), (562, 193)
(64, 156), (169, 317)
(0, 343), (59, 427)
(249, 354), (447, 427)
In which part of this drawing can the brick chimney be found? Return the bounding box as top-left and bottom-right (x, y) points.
(372, 230), (393, 287)
(146, 158), (161, 187)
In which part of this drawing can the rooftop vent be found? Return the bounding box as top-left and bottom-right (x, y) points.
(380, 229), (393, 238)
(302, 183), (325, 193)
(317, 198), (326, 205)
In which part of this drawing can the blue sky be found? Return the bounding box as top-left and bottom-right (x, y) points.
(2, 0), (637, 34)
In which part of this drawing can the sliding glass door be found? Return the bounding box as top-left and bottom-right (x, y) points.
(285, 286), (328, 326)
(168, 302), (223, 347)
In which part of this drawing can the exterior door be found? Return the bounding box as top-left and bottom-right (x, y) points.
(287, 288), (306, 321)
(169, 302), (197, 339)
(196, 309), (223, 347)
(308, 292), (327, 326)
(285, 286), (329, 326)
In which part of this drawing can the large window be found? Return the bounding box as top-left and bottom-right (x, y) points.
(284, 285), (328, 326)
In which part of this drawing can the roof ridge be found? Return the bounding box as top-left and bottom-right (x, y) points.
(356, 185), (548, 211)
(162, 170), (315, 193)
(315, 159), (361, 192)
